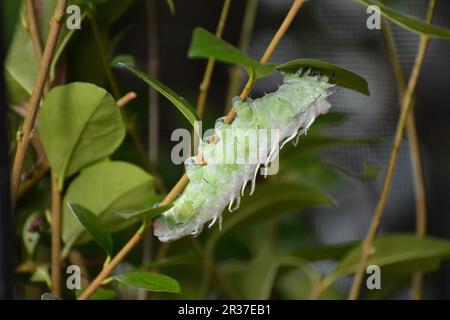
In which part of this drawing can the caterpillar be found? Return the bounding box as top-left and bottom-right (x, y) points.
(154, 70), (336, 242)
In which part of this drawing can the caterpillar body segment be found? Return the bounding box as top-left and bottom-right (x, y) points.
(154, 71), (335, 242)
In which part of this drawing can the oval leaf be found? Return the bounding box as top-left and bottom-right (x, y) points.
(325, 234), (450, 286)
(62, 161), (156, 251)
(115, 272), (181, 293)
(114, 204), (173, 223)
(39, 82), (125, 188)
(165, 0), (175, 15)
(356, 0), (450, 40)
(276, 59), (369, 95)
(22, 211), (42, 256)
(67, 202), (113, 257)
(118, 64), (197, 127)
(188, 27), (275, 79)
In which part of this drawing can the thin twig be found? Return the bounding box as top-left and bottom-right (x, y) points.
(17, 92), (137, 200)
(89, 15), (164, 191)
(78, 0), (306, 300)
(196, 0), (232, 118)
(348, 0), (436, 300)
(26, 0), (43, 63)
(223, 0), (305, 124)
(224, 0), (259, 113)
(138, 0), (161, 300)
(11, 0), (67, 204)
(51, 172), (62, 296)
(380, 13), (428, 300)
(117, 91), (138, 108)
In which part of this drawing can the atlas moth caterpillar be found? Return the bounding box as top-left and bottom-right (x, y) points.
(154, 69), (337, 242)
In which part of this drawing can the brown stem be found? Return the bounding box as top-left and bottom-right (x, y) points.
(117, 91), (137, 108)
(78, 231), (143, 300)
(223, 0), (305, 124)
(77, 0), (306, 300)
(17, 92), (137, 200)
(11, 0), (67, 204)
(348, 0), (436, 300)
(224, 0), (259, 113)
(380, 14), (428, 300)
(51, 172), (62, 296)
(26, 0), (43, 63)
(196, 0), (232, 118)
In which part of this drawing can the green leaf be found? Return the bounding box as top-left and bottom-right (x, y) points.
(5, 1), (87, 104)
(41, 292), (61, 300)
(289, 242), (357, 262)
(5, 14), (38, 104)
(206, 181), (334, 252)
(143, 253), (199, 270)
(22, 211), (42, 256)
(324, 234), (450, 287)
(240, 243), (279, 299)
(114, 272), (181, 293)
(364, 258), (441, 300)
(165, 0), (175, 15)
(67, 202), (113, 257)
(188, 27), (275, 79)
(62, 161), (156, 252)
(276, 270), (343, 300)
(76, 287), (117, 300)
(39, 82), (125, 188)
(356, 0), (450, 40)
(276, 59), (370, 95)
(31, 266), (51, 288)
(114, 204), (173, 223)
(119, 64), (198, 127)
(111, 54), (135, 67)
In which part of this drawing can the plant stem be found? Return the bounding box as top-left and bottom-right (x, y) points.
(17, 160), (50, 199)
(380, 12), (428, 301)
(117, 91), (137, 108)
(347, 0), (436, 300)
(89, 15), (164, 190)
(16, 92), (136, 200)
(224, 0), (259, 113)
(77, 0), (306, 300)
(51, 172), (62, 296)
(146, 0), (160, 175)
(89, 15), (121, 98)
(196, 0), (232, 118)
(78, 231), (143, 300)
(11, 0), (67, 205)
(223, 0), (305, 124)
(26, 0), (43, 63)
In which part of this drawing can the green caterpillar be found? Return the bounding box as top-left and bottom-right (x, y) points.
(154, 70), (336, 242)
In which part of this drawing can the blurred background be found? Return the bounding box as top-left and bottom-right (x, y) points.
(1, 0), (450, 299)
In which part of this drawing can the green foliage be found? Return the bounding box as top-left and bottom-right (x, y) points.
(276, 59), (370, 95)
(62, 161), (156, 252)
(68, 202), (114, 257)
(39, 83), (125, 189)
(165, 0), (175, 15)
(115, 204), (174, 225)
(119, 63), (198, 127)
(188, 27), (275, 80)
(5, 0), (88, 104)
(22, 211), (41, 257)
(356, 0), (450, 39)
(5, 0), (450, 301)
(322, 234), (450, 289)
(115, 272), (181, 293)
